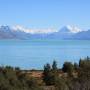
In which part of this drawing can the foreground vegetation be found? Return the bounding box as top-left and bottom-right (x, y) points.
(0, 57), (90, 90)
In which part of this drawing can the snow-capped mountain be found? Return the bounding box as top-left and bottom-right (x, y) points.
(0, 25), (89, 40)
(12, 25), (57, 34)
(59, 25), (81, 33)
(11, 25), (81, 34)
(46, 25), (81, 39)
(0, 25), (30, 39)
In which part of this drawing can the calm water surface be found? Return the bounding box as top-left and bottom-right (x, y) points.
(0, 40), (90, 69)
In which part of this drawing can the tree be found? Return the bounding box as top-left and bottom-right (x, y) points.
(78, 57), (90, 90)
(43, 63), (52, 85)
(74, 63), (79, 71)
(43, 61), (59, 85)
(62, 62), (74, 76)
(52, 60), (57, 71)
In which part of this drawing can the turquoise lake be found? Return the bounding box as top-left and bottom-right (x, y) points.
(0, 40), (90, 69)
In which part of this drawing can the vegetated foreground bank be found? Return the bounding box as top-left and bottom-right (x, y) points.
(0, 57), (90, 90)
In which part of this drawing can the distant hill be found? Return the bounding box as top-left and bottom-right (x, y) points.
(72, 30), (90, 40)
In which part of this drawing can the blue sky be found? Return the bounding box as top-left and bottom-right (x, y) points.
(0, 0), (90, 30)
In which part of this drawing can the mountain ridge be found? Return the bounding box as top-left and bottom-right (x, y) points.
(0, 25), (89, 40)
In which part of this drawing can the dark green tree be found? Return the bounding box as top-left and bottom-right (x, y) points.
(43, 61), (59, 85)
(52, 60), (57, 71)
(43, 63), (52, 85)
(62, 62), (74, 76)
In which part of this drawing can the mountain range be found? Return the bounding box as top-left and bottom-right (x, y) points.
(0, 25), (90, 40)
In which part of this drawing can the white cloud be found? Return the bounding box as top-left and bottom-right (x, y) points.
(12, 25), (57, 34)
